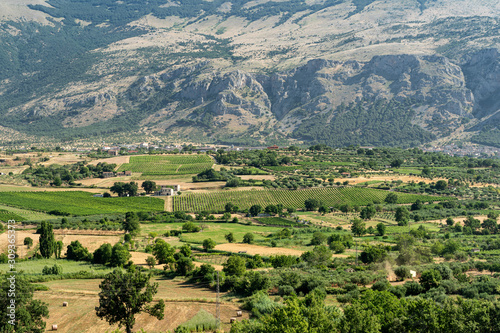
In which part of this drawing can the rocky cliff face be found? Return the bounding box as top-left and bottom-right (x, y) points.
(122, 52), (484, 143)
(6, 50), (499, 146)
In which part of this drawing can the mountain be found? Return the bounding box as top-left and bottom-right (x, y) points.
(0, 0), (499, 147)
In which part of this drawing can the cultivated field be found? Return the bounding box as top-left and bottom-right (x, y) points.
(118, 155), (213, 176)
(173, 187), (447, 212)
(0, 191), (164, 215)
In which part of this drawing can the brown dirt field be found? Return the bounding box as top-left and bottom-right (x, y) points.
(36, 278), (248, 333)
(238, 175), (276, 180)
(345, 175), (447, 185)
(129, 251), (158, 267)
(155, 180), (226, 191)
(54, 233), (122, 253)
(77, 176), (136, 187)
(87, 155), (130, 167)
(0, 229), (38, 258)
(0, 184), (106, 193)
(215, 243), (304, 256)
(40, 153), (87, 166)
(193, 260), (224, 271)
(428, 215), (489, 226)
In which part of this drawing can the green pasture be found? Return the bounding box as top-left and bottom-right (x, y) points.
(0, 259), (114, 275)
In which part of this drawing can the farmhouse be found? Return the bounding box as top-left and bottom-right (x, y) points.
(116, 171), (132, 176)
(155, 185), (180, 196)
(102, 172), (114, 178)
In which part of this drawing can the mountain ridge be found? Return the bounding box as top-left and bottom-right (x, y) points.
(0, 0), (499, 147)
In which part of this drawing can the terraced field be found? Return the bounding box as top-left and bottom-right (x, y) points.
(173, 187), (448, 212)
(118, 155), (213, 175)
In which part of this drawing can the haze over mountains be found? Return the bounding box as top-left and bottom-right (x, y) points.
(0, 0), (499, 147)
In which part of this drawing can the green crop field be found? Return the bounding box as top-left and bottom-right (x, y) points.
(0, 209), (25, 222)
(0, 259), (114, 275)
(0, 204), (54, 221)
(0, 191), (164, 216)
(173, 187), (448, 212)
(118, 155), (213, 175)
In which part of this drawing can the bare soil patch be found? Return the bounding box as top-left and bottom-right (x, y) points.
(36, 278), (248, 333)
(54, 233), (122, 253)
(87, 155), (130, 167)
(0, 229), (38, 258)
(238, 175), (276, 180)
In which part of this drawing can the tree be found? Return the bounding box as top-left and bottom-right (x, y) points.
(175, 256), (195, 276)
(411, 200), (423, 211)
(301, 245), (332, 267)
(38, 221), (55, 259)
(202, 238), (216, 251)
(124, 182), (139, 196)
(93, 243), (113, 265)
(384, 193), (398, 204)
(435, 180), (448, 191)
(376, 223), (386, 236)
(222, 212), (232, 222)
(360, 204), (376, 220)
(225, 202), (235, 213)
(225, 232), (235, 243)
(110, 243), (131, 267)
(223, 256), (246, 276)
(265, 204), (278, 215)
(395, 207), (410, 226)
(179, 244), (192, 258)
(419, 269), (442, 291)
(0, 277), (49, 333)
(95, 270), (165, 333)
(310, 232), (327, 245)
(52, 176), (62, 186)
(318, 205), (330, 215)
(304, 198), (321, 211)
(152, 239), (175, 265)
(360, 245), (388, 264)
(110, 182), (126, 196)
(141, 180), (157, 194)
(446, 217), (455, 226)
(394, 266), (411, 281)
(66, 240), (92, 261)
(482, 218), (498, 234)
(243, 232), (255, 244)
(249, 205), (262, 217)
(146, 256), (156, 269)
(24, 237), (33, 249)
(124, 212), (140, 236)
(54, 240), (63, 258)
(464, 215), (481, 231)
(351, 218), (366, 237)
(390, 159), (403, 168)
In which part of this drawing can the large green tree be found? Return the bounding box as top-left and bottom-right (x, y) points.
(38, 221), (55, 259)
(95, 270), (165, 333)
(0, 277), (49, 333)
(152, 239), (175, 266)
(141, 180), (157, 194)
(124, 212), (141, 236)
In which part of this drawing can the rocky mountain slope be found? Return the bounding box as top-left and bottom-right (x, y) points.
(0, 0), (499, 147)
